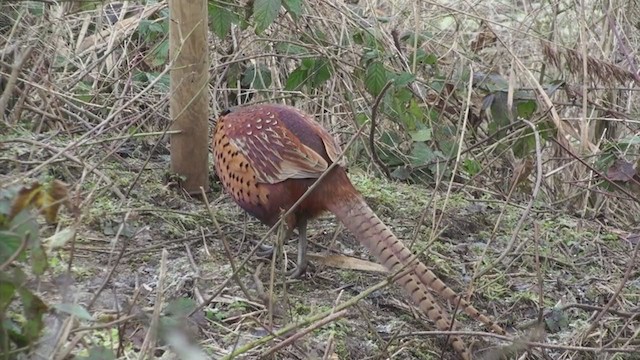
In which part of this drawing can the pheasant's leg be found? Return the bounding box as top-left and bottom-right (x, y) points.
(288, 218), (308, 278)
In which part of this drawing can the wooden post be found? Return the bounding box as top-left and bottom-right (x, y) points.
(169, 0), (210, 194)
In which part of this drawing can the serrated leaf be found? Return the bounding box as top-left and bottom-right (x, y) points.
(209, 2), (235, 38)
(284, 67), (309, 91)
(282, 0), (302, 19)
(53, 303), (94, 321)
(365, 61), (387, 96)
(253, 0), (281, 34)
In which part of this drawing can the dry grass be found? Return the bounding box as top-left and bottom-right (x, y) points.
(1, 0), (639, 359)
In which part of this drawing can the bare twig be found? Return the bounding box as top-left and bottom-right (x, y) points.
(368, 80), (394, 179)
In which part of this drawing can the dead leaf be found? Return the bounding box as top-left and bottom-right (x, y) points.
(9, 180), (69, 224)
(606, 159), (636, 182)
(307, 253), (388, 273)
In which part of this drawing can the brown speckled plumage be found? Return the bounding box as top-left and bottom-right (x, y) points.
(213, 103), (505, 359)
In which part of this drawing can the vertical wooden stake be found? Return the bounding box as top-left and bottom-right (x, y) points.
(169, 0), (209, 194)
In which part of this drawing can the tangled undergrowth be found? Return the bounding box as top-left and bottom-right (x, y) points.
(1, 0), (639, 359)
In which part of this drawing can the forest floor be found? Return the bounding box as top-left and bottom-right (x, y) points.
(2, 136), (638, 360)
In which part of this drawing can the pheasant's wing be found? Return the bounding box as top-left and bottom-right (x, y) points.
(222, 117), (329, 184)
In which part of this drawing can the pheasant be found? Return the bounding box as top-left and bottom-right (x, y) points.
(212, 103), (505, 359)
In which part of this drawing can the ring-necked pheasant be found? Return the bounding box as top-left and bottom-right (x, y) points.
(212, 103), (505, 359)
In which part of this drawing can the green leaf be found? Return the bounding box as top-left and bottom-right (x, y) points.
(487, 92), (511, 138)
(79, 346), (117, 360)
(282, 0), (302, 19)
(512, 126), (535, 158)
(253, 0), (281, 34)
(365, 61), (387, 96)
(9, 210), (39, 248)
(18, 288), (46, 342)
(165, 297), (197, 317)
(355, 113), (368, 126)
(409, 142), (435, 166)
(391, 72), (416, 87)
(30, 241), (48, 276)
(409, 128), (431, 142)
(463, 159), (482, 177)
(0, 231), (23, 264)
(0, 280), (16, 312)
(391, 166), (412, 180)
(310, 58), (331, 87)
(53, 303), (94, 321)
(516, 99), (537, 119)
(209, 2), (235, 38)
(150, 39), (169, 67)
(284, 67), (309, 91)
(242, 65), (272, 90)
(275, 43), (308, 55)
(73, 81), (93, 103)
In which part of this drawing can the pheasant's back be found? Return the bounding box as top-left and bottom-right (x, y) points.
(212, 104), (350, 227)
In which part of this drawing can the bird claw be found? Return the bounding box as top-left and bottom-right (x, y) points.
(286, 260), (308, 279)
(252, 243), (308, 278)
(254, 243), (275, 258)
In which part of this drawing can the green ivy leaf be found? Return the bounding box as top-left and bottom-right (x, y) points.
(365, 61), (387, 96)
(253, 0), (281, 34)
